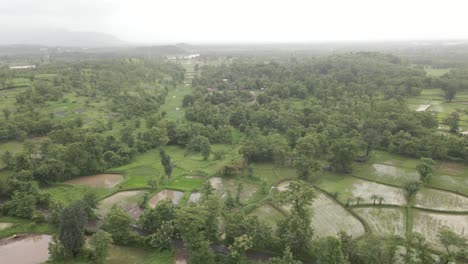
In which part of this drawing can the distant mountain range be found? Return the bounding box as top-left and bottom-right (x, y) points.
(0, 29), (126, 47)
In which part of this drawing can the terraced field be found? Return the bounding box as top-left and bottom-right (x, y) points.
(415, 189), (468, 211)
(210, 177), (258, 203)
(310, 192), (366, 238)
(412, 210), (468, 250)
(354, 207), (406, 237)
(97, 190), (147, 219)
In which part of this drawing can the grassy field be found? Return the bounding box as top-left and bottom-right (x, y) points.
(249, 204), (284, 232)
(0, 216), (55, 239)
(406, 88), (468, 131)
(424, 68), (451, 77)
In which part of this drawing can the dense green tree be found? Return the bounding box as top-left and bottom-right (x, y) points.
(277, 211), (313, 256)
(438, 228), (467, 263)
(59, 201), (86, 257)
(279, 181), (315, 216)
(314, 237), (346, 264)
(148, 220), (174, 251)
(416, 157), (434, 183)
(89, 230), (113, 264)
(159, 149), (173, 178)
(102, 205), (132, 245)
(294, 155), (320, 182)
(268, 246), (302, 264)
(329, 139), (357, 173)
(139, 200), (176, 233)
(403, 180), (423, 202)
(445, 112), (460, 133)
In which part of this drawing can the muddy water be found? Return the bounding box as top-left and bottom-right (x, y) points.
(0, 234), (51, 264)
(149, 189), (184, 208)
(65, 173), (123, 188)
(188, 192), (202, 203)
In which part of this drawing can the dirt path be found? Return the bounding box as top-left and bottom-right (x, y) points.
(173, 240), (188, 264)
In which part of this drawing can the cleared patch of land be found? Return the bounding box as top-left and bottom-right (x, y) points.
(0, 223), (13, 230)
(412, 210), (468, 250)
(354, 207), (406, 237)
(64, 173), (123, 188)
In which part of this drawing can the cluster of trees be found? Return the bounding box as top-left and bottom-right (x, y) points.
(0, 59), (184, 140)
(184, 53), (468, 174)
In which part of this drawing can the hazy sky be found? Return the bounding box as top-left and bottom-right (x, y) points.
(1, 0), (468, 43)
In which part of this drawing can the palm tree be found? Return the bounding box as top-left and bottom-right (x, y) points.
(355, 196), (363, 205)
(377, 196), (385, 205)
(370, 194), (379, 205)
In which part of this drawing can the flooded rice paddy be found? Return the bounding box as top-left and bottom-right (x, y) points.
(209, 177), (258, 203)
(412, 210), (468, 250)
(415, 188), (468, 211)
(65, 173), (123, 188)
(149, 189), (184, 208)
(372, 164), (418, 181)
(354, 207), (406, 237)
(188, 192), (202, 203)
(310, 193), (365, 238)
(349, 180), (406, 205)
(0, 234), (52, 264)
(97, 190), (146, 219)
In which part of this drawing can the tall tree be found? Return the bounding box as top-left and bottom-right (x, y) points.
(416, 157), (434, 183)
(314, 237), (346, 264)
(159, 149), (173, 178)
(89, 230), (113, 264)
(102, 205), (132, 245)
(59, 201), (86, 257)
(329, 139), (357, 173)
(445, 112), (460, 133)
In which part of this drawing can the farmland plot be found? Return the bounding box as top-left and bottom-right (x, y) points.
(415, 189), (468, 212)
(354, 207), (406, 237)
(310, 193), (365, 238)
(412, 210), (468, 250)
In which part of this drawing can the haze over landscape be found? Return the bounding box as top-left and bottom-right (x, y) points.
(1, 0), (468, 46)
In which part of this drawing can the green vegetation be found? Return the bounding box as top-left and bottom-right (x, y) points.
(0, 51), (467, 263)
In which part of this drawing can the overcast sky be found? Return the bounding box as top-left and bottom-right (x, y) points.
(1, 0), (468, 43)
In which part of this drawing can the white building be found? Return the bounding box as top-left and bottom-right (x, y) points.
(9, 65), (36, 69)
